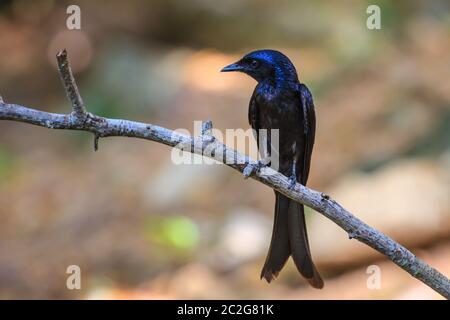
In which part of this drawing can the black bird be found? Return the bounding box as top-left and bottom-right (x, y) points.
(221, 49), (323, 288)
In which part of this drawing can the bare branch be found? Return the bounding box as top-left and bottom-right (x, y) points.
(201, 120), (213, 136)
(0, 53), (449, 299)
(93, 133), (100, 151)
(56, 49), (86, 117)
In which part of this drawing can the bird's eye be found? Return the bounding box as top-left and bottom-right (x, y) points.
(251, 60), (259, 68)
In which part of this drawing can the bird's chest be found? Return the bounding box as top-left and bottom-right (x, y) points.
(255, 87), (302, 132)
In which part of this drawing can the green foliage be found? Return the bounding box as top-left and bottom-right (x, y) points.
(144, 215), (200, 252)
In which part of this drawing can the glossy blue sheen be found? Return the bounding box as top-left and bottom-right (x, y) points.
(243, 49), (299, 86)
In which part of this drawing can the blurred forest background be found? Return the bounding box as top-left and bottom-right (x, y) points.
(0, 0), (449, 299)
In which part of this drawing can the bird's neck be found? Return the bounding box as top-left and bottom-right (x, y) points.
(257, 80), (298, 99)
(274, 64), (298, 88)
(261, 76), (298, 91)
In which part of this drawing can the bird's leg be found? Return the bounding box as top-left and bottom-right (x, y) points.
(242, 157), (271, 179)
(288, 160), (297, 190)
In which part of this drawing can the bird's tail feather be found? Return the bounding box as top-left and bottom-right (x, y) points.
(260, 192), (291, 282)
(261, 192), (323, 289)
(287, 197), (324, 288)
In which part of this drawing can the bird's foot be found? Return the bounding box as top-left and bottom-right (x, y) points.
(288, 174), (297, 190)
(242, 158), (270, 179)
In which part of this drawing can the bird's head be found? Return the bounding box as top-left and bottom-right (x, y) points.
(221, 49), (299, 85)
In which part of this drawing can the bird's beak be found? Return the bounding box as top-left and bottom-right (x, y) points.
(220, 62), (243, 72)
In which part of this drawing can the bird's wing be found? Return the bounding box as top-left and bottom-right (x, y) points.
(248, 93), (260, 149)
(298, 83), (316, 185)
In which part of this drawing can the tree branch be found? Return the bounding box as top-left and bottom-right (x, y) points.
(56, 49), (87, 117)
(0, 52), (449, 299)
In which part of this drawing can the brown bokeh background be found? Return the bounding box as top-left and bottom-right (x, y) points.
(0, 0), (449, 299)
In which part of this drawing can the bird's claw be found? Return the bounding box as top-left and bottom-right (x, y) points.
(288, 174), (297, 190)
(243, 160), (267, 179)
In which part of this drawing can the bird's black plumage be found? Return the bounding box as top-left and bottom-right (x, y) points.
(222, 49), (323, 288)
